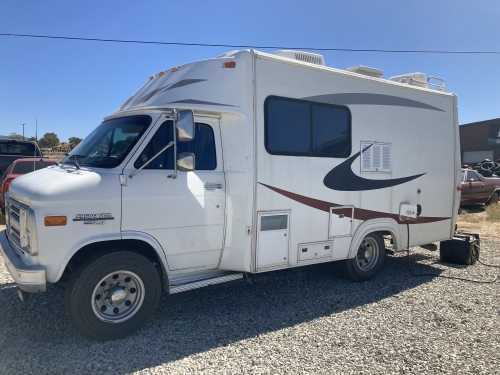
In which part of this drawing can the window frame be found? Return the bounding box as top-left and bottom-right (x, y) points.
(132, 120), (218, 171)
(264, 95), (352, 158)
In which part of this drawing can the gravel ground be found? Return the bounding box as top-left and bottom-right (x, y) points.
(0, 236), (498, 374)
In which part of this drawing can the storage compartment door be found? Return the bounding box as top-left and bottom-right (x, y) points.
(256, 211), (290, 270)
(329, 206), (354, 238)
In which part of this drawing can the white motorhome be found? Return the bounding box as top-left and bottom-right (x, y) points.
(1, 49), (460, 339)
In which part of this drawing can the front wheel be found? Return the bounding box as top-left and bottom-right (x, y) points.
(344, 233), (386, 281)
(65, 251), (162, 340)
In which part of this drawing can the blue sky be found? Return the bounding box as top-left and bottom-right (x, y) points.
(1, 0), (499, 141)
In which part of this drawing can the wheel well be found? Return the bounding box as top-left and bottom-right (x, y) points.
(377, 230), (397, 251)
(61, 239), (167, 284)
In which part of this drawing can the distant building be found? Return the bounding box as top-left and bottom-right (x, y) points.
(460, 118), (500, 163)
(52, 143), (71, 153)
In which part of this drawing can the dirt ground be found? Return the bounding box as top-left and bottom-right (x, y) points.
(457, 204), (500, 239)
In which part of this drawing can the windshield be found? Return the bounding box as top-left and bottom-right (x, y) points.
(63, 115), (151, 168)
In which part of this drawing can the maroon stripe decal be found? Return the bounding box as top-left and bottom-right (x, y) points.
(259, 183), (449, 224)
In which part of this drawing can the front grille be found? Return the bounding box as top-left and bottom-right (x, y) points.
(6, 198), (24, 250)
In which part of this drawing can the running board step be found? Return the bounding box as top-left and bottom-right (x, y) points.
(169, 273), (243, 294)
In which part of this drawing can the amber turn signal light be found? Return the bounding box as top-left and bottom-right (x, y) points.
(223, 61), (236, 68)
(44, 216), (67, 226)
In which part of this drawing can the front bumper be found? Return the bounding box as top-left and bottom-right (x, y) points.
(0, 230), (46, 293)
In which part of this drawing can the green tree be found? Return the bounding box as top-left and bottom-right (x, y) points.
(68, 137), (82, 149)
(38, 132), (60, 149)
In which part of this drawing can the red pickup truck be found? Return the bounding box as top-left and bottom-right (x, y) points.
(460, 168), (500, 206)
(0, 158), (57, 212)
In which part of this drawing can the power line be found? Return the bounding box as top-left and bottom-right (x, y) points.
(1, 32), (500, 55)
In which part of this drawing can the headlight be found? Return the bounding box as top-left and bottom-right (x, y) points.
(20, 208), (37, 255)
(19, 209), (29, 248)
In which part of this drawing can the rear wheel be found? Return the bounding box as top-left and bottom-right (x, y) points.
(344, 233), (386, 281)
(487, 192), (499, 205)
(65, 251), (162, 340)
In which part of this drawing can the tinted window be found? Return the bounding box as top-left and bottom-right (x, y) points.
(265, 96), (351, 158)
(312, 103), (351, 157)
(64, 115), (151, 168)
(134, 121), (217, 170)
(0, 142), (38, 156)
(265, 98), (311, 155)
(466, 171), (481, 182)
(13, 161), (56, 174)
(261, 215), (288, 231)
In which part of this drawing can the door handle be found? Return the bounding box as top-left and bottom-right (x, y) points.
(204, 183), (223, 190)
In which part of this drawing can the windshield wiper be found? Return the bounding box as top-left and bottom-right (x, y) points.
(63, 154), (84, 169)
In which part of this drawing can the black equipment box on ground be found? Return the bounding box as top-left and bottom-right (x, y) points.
(440, 233), (480, 265)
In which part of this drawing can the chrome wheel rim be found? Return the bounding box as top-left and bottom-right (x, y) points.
(355, 237), (380, 272)
(91, 270), (145, 323)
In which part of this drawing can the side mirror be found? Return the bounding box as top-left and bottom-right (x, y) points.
(177, 152), (195, 171)
(176, 110), (195, 142)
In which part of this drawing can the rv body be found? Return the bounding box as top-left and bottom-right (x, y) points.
(1, 50), (460, 338)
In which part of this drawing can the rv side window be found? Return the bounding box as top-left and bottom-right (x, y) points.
(265, 98), (311, 155)
(265, 96), (351, 158)
(312, 103), (351, 157)
(134, 121), (217, 170)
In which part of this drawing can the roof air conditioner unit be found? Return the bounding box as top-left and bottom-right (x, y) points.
(346, 65), (384, 78)
(390, 72), (447, 91)
(273, 50), (326, 66)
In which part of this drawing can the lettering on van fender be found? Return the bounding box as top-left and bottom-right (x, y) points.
(73, 213), (114, 225)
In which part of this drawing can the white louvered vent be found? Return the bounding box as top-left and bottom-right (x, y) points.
(382, 144), (392, 171)
(360, 142), (392, 173)
(273, 50), (326, 66)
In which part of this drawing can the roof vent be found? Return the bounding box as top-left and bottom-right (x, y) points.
(273, 50), (326, 66)
(390, 72), (447, 91)
(346, 65), (384, 78)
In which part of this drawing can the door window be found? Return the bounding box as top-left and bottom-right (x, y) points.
(134, 121), (217, 170)
(466, 171), (481, 182)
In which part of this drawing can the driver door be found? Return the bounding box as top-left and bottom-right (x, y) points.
(464, 170), (490, 204)
(121, 116), (226, 271)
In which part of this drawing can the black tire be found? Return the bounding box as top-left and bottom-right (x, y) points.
(344, 233), (386, 281)
(65, 251), (162, 340)
(487, 192), (499, 205)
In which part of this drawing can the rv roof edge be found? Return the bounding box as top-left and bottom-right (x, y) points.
(346, 65), (384, 78)
(254, 50), (453, 95)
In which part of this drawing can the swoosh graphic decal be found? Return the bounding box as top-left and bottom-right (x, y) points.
(165, 78), (206, 90)
(259, 183), (449, 224)
(324, 144), (425, 191)
(303, 93), (445, 112)
(133, 79), (207, 106)
(168, 99), (236, 107)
